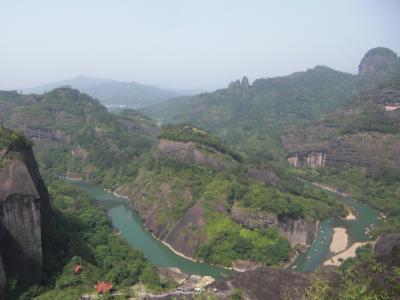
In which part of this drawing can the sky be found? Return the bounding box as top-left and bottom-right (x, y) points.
(0, 0), (399, 90)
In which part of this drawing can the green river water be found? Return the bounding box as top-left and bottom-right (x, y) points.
(68, 179), (380, 276)
(67, 179), (232, 279)
(291, 190), (381, 272)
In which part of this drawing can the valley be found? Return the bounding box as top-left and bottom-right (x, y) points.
(0, 47), (399, 299)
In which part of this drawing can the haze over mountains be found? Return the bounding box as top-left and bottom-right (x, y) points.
(23, 75), (203, 108)
(1, 46), (400, 299)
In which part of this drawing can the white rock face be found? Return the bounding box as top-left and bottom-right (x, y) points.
(278, 217), (317, 246)
(287, 151), (327, 168)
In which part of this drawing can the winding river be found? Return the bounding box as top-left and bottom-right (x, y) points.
(67, 179), (232, 279)
(291, 185), (381, 272)
(67, 179), (380, 276)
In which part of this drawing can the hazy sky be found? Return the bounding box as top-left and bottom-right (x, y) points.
(1, 0), (399, 90)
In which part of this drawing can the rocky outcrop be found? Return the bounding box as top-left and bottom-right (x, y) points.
(241, 76), (250, 88)
(0, 257), (5, 298)
(287, 150), (327, 168)
(230, 204), (277, 229)
(71, 145), (89, 160)
(373, 233), (400, 267)
(358, 47), (398, 76)
(157, 139), (234, 171)
(248, 168), (279, 186)
(277, 217), (316, 246)
(230, 204), (316, 246)
(228, 76), (250, 89)
(210, 267), (312, 300)
(0, 142), (53, 292)
(164, 204), (207, 258)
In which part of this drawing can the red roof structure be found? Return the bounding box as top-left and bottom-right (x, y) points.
(95, 281), (113, 294)
(73, 264), (82, 274)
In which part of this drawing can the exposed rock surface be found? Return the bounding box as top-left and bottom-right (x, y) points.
(228, 76), (250, 89)
(228, 79), (241, 89)
(0, 257), (5, 299)
(287, 151), (327, 168)
(210, 267), (313, 300)
(241, 76), (250, 88)
(0, 143), (53, 292)
(373, 233), (400, 266)
(248, 168), (279, 186)
(284, 85), (400, 171)
(157, 139), (234, 171)
(278, 217), (317, 246)
(230, 203), (277, 229)
(230, 204), (316, 246)
(164, 204), (208, 257)
(358, 47), (398, 76)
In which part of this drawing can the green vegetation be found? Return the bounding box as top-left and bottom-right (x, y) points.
(159, 124), (242, 161)
(133, 153), (345, 267)
(7, 177), (163, 300)
(299, 166), (400, 234)
(196, 215), (291, 266)
(0, 126), (32, 150)
(1, 87), (158, 187)
(145, 66), (360, 160)
(303, 244), (400, 299)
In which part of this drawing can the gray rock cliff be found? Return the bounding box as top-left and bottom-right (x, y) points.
(0, 133), (54, 294)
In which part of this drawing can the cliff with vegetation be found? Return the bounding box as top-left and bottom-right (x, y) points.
(144, 47), (400, 238)
(211, 234), (400, 300)
(0, 87), (158, 188)
(0, 127), (166, 299)
(0, 127), (54, 296)
(123, 125), (345, 268)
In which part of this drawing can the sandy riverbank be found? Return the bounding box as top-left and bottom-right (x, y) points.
(344, 207), (356, 220)
(324, 242), (367, 266)
(330, 228), (349, 253)
(160, 240), (197, 262)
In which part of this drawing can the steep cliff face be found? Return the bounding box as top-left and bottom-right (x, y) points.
(157, 139), (234, 171)
(287, 151), (327, 168)
(358, 47), (399, 77)
(373, 233), (400, 267)
(230, 204), (316, 246)
(284, 83), (400, 171)
(0, 129), (53, 292)
(230, 203), (277, 230)
(277, 217), (316, 246)
(0, 257), (5, 299)
(129, 175), (207, 258)
(163, 204), (208, 257)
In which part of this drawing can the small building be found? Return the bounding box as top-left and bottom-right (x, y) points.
(95, 281), (113, 294)
(73, 264), (82, 274)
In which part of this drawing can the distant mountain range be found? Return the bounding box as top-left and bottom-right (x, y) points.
(145, 47), (400, 159)
(23, 75), (203, 107)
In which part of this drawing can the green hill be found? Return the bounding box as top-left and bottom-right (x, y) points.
(0, 87), (158, 187)
(145, 48), (400, 161)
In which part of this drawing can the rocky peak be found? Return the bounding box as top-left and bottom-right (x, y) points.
(241, 76), (250, 88)
(228, 79), (241, 89)
(358, 47), (398, 76)
(228, 76), (250, 89)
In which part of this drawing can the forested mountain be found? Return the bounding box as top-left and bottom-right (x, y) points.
(145, 47), (400, 160)
(0, 87), (158, 187)
(23, 75), (188, 107)
(1, 47), (400, 299)
(0, 88), (345, 272)
(0, 127), (164, 299)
